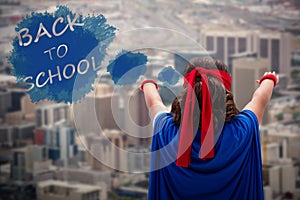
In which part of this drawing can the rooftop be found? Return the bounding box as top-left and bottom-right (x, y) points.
(36, 102), (69, 110)
(0, 74), (16, 83)
(261, 122), (299, 138)
(37, 179), (102, 193)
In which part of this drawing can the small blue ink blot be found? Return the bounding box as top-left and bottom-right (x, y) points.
(158, 66), (180, 86)
(107, 50), (147, 85)
(8, 5), (116, 103)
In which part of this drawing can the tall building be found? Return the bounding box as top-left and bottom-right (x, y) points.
(122, 89), (152, 146)
(0, 88), (11, 119)
(0, 122), (35, 147)
(35, 103), (71, 128)
(35, 103), (77, 163)
(8, 88), (26, 112)
(95, 93), (120, 130)
(127, 147), (150, 173)
(72, 96), (101, 135)
(20, 94), (36, 122)
(290, 50), (300, 92)
(37, 180), (106, 200)
(86, 130), (127, 172)
(232, 57), (270, 110)
(72, 84), (120, 135)
(11, 145), (52, 181)
(74, 83), (152, 147)
(258, 32), (291, 75)
(34, 125), (78, 162)
(200, 28), (291, 74)
(263, 164), (297, 198)
(0, 92), (36, 124)
(0, 75), (35, 123)
(0, 1), (23, 26)
(200, 28), (254, 64)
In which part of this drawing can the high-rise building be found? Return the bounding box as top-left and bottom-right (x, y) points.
(0, 89), (11, 119)
(37, 180), (106, 200)
(86, 130), (127, 172)
(258, 32), (291, 75)
(264, 186), (272, 200)
(232, 57), (270, 110)
(0, 122), (35, 147)
(200, 28), (291, 74)
(290, 50), (300, 92)
(232, 57), (271, 125)
(200, 28), (254, 65)
(72, 95), (101, 135)
(122, 89), (152, 146)
(264, 164), (297, 197)
(95, 93), (120, 130)
(34, 104), (78, 163)
(36, 103), (71, 128)
(72, 84), (120, 135)
(8, 88), (26, 112)
(34, 125), (78, 162)
(20, 94), (36, 122)
(0, 93), (36, 124)
(0, 75), (36, 123)
(127, 147), (150, 173)
(74, 83), (153, 147)
(11, 145), (51, 181)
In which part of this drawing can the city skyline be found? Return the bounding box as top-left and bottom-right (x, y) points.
(0, 0), (300, 199)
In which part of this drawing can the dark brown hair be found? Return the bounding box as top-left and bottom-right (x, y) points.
(170, 57), (239, 131)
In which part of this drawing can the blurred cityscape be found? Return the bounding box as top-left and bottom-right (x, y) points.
(0, 0), (300, 199)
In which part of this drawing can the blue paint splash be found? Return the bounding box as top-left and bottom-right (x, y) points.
(8, 5), (116, 103)
(107, 50), (147, 85)
(158, 66), (180, 86)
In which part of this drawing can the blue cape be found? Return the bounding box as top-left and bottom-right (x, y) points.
(148, 110), (263, 200)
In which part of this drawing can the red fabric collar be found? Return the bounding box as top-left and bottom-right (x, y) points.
(176, 67), (231, 167)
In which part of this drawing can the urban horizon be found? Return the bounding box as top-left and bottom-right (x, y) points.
(0, 0), (300, 200)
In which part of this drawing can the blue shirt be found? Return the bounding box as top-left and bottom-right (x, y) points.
(148, 110), (264, 200)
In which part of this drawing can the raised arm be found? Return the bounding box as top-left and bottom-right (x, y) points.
(243, 72), (279, 124)
(140, 80), (167, 121)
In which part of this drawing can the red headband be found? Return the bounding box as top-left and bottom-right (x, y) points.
(176, 67), (231, 167)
